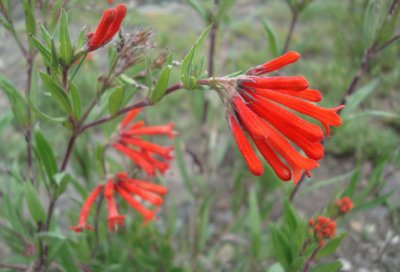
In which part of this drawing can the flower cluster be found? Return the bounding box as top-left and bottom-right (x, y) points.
(308, 216), (336, 246)
(226, 51), (343, 183)
(336, 197), (353, 214)
(70, 172), (168, 232)
(86, 4), (127, 51)
(112, 108), (174, 176)
(71, 109), (172, 232)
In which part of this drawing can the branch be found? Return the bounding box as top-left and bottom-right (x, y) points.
(282, 10), (299, 54)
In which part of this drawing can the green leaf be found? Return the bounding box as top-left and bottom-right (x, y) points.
(353, 191), (394, 212)
(181, 25), (212, 90)
(175, 137), (193, 196)
(34, 131), (58, 184)
(249, 189), (262, 258)
(197, 196), (213, 251)
(216, 0), (237, 23)
(74, 26), (87, 51)
(300, 169), (355, 195)
(69, 84), (81, 119)
(0, 12), (12, 31)
(24, 182), (46, 224)
(262, 19), (279, 57)
(270, 224), (292, 270)
(267, 263), (285, 272)
(363, 0), (388, 47)
(50, 39), (60, 75)
(347, 110), (400, 121)
(316, 234), (346, 259)
(342, 167), (360, 198)
(185, 0), (207, 20)
(40, 72), (72, 113)
(283, 200), (298, 229)
(59, 9), (72, 65)
(29, 34), (51, 66)
(311, 261), (342, 272)
(22, 0), (36, 49)
(108, 86), (125, 116)
(27, 94), (68, 123)
(342, 79), (379, 118)
(39, 24), (53, 47)
(150, 64), (172, 103)
(53, 172), (71, 196)
(0, 74), (29, 126)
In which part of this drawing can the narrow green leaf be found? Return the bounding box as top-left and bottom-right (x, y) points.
(267, 263), (285, 272)
(34, 131), (58, 183)
(53, 172), (71, 196)
(347, 110), (400, 121)
(59, 9), (72, 65)
(342, 167), (360, 198)
(0, 74), (29, 126)
(300, 169), (355, 195)
(262, 19), (279, 57)
(0, 12), (12, 31)
(39, 24), (52, 47)
(27, 94), (67, 123)
(316, 234), (346, 259)
(311, 261), (342, 272)
(22, 0), (36, 49)
(175, 137), (193, 196)
(40, 72), (72, 113)
(198, 197), (213, 251)
(24, 182), (46, 224)
(50, 39), (59, 75)
(185, 0), (208, 20)
(342, 79), (379, 118)
(29, 34), (51, 65)
(283, 200), (298, 229)
(150, 65), (171, 103)
(249, 189), (262, 258)
(108, 86), (125, 116)
(181, 25), (212, 90)
(216, 0), (237, 23)
(69, 84), (81, 119)
(363, 0), (387, 47)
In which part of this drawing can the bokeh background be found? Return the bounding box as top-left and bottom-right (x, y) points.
(0, 0), (399, 271)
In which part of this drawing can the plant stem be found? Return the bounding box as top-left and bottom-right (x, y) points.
(202, 0), (220, 125)
(282, 10), (298, 53)
(302, 245), (322, 272)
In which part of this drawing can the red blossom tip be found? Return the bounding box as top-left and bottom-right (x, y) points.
(246, 51), (301, 75)
(241, 76), (309, 91)
(228, 115), (264, 176)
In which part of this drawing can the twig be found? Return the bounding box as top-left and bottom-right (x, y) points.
(302, 245), (322, 272)
(282, 10), (298, 53)
(202, 0), (220, 125)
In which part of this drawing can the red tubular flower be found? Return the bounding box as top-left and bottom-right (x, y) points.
(104, 179), (125, 231)
(71, 173), (167, 233)
(113, 109), (174, 176)
(224, 51), (343, 183)
(70, 185), (104, 232)
(115, 184), (156, 223)
(87, 4), (127, 51)
(228, 115), (264, 176)
(309, 216), (336, 246)
(336, 197), (353, 214)
(247, 51), (301, 75)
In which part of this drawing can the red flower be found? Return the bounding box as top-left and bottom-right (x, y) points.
(70, 185), (104, 232)
(112, 108), (174, 176)
(336, 197), (353, 214)
(309, 216), (336, 246)
(70, 173), (168, 232)
(225, 51), (343, 183)
(86, 4), (127, 51)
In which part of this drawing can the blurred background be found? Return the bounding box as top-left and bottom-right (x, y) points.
(0, 0), (399, 271)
